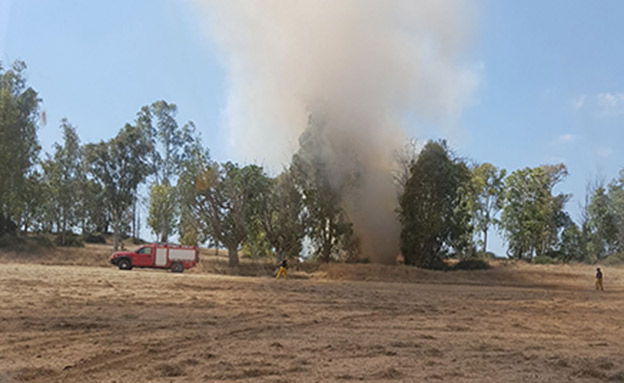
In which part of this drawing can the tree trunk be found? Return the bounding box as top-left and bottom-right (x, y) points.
(136, 213), (141, 244)
(132, 200), (136, 243)
(160, 215), (168, 243)
(113, 231), (119, 251)
(322, 243), (331, 263)
(228, 246), (239, 267)
(483, 229), (488, 253)
(112, 212), (121, 251)
(61, 215), (67, 246)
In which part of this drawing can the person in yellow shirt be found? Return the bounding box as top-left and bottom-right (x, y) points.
(276, 258), (288, 280)
(595, 267), (604, 291)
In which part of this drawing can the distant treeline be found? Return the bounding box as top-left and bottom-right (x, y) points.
(1, 61), (623, 268)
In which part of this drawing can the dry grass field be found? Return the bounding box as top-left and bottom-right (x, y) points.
(0, 247), (623, 382)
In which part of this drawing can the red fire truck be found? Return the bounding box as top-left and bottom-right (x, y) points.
(110, 243), (199, 273)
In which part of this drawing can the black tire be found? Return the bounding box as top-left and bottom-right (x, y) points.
(118, 258), (132, 270)
(171, 262), (184, 273)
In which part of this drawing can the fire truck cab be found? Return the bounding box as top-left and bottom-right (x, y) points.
(110, 243), (198, 273)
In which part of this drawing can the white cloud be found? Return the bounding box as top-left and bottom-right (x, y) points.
(596, 147), (613, 158)
(555, 133), (576, 144)
(572, 92), (624, 116)
(597, 92), (620, 107)
(596, 92), (624, 115)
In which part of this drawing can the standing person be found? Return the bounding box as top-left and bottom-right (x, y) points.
(595, 267), (604, 291)
(276, 258), (288, 280)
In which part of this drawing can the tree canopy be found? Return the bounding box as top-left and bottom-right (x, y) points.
(0, 60), (41, 234)
(4, 60), (624, 269)
(399, 140), (472, 268)
(85, 124), (153, 250)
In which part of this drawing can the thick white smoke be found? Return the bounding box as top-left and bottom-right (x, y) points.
(194, 0), (478, 262)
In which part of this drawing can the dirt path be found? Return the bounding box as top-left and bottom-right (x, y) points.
(1, 263), (623, 382)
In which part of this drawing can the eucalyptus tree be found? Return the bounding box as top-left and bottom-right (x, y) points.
(194, 162), (270, 267)
(177, 142), (210, 246)
(393, 138), (419, 196)
(501, 164), (569, 260)
(0, 60), (41, 234)
(608, 170), (624, 253)
(256, 168), (307, 261)
(470, 163), (506, 252)
(19, 171), (45, 233)
(398, 140), (472, 268)
(587, 186), (618, 259)
(559, 220), (584, 262)
(291, 152), (352, 262)
(85, 124), (153, 250)
(42, 118), (83, 244)
(139, 101), (199, 242)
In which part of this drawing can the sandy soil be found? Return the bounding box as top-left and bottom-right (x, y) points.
(1, 261), (623, 383)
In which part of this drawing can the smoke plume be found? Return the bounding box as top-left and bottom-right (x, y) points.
(194, 0), (478, 263)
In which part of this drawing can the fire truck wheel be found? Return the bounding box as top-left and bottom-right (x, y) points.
(118, 258), (132, 270)
(171, 262), (184, 273)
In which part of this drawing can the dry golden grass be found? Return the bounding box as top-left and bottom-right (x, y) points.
(0, 248), (623, 382)
(0, 242), (113, 267)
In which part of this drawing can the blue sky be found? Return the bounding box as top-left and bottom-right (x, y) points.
(1, 0), (623, 254)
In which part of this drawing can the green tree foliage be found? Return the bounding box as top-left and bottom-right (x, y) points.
(142, 101), (185, 183)
(609, 171), (624, 253)
(19, 171), (45, 233)
(291, 153), (352, 262)
(451, 179), (476, 260)
(256, 169), (307, 261)
(147, 183), (177, 242)
(41, 118), (83, 245)
(10, 62), (624, 265)
(0, 60), (41, 233)
(587, 186), (619, 259)
(398, 140), (472, 268)
(177, 143), (210, 246)
(558, 220), (584, 262)
(140, 101), (199, 242)
(287, 113), (359, 262)
(501, 164), (570, 260)
(80, 179), (109, 234)
(85, 124), (153, 250)
(194, 162), (270, 267)
(470, 163), (506, 252)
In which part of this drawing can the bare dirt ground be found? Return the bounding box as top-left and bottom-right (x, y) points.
(1, 254), (623, 382)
